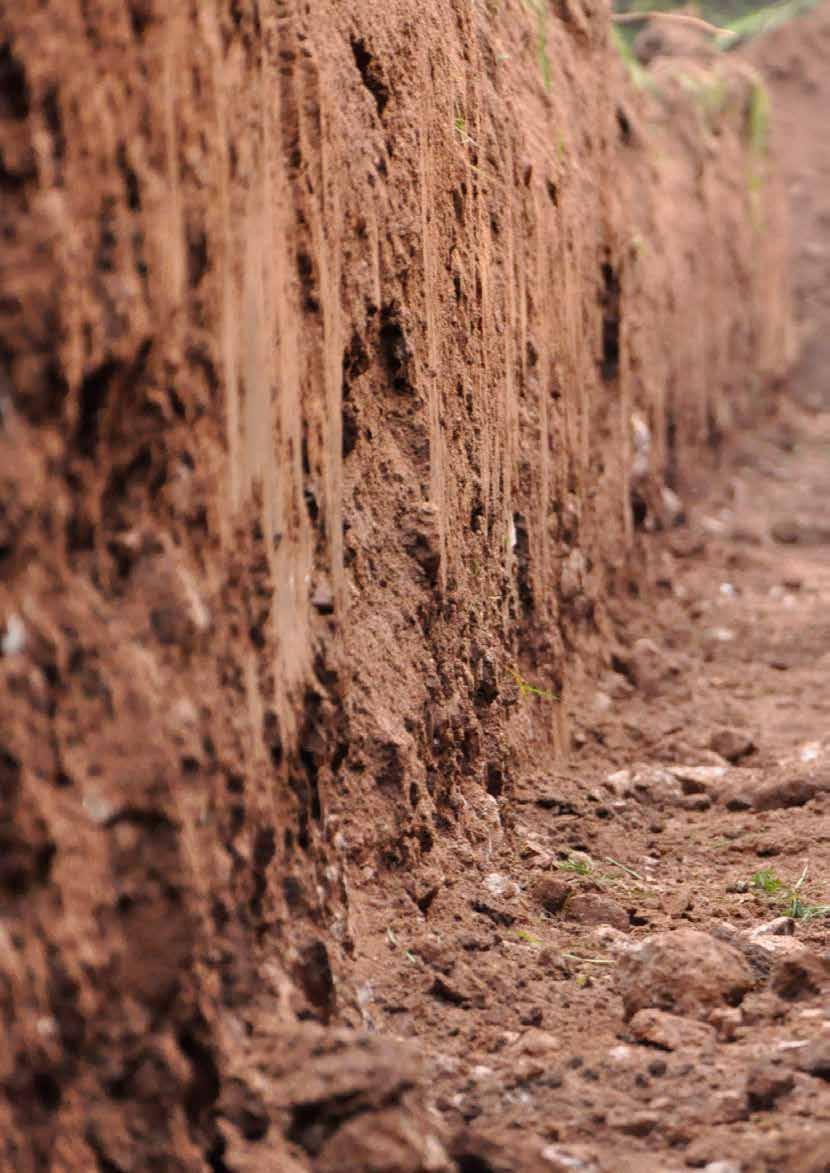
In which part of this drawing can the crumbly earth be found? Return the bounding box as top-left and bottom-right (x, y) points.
(0, 2), (826, 1171)
(346, 398), (830, 1173)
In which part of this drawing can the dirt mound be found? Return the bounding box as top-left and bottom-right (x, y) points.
(0, 2), (792, 1169)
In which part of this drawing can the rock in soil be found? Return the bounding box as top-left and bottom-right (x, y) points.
(628, 1008), (717, 1053)
(616, 929), (755, 1021)
(769, 951), (830, 1001)
(795, 1038), (830, 1081)
(709, 727), (756, 763)
(721, 771), (817, 811)
(565, 891), (630, 932)
(532, 875), (572, 912)
(745, 1062), (795, 1111)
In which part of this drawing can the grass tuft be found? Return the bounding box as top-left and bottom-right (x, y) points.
(747, 864), (830, 921)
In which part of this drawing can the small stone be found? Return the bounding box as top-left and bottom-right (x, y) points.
(311, 579), (335, 614)
(511, 1028), (559, 1057)
(712, 1089), (749, 1124)
(629, 1008), (716, 1053)
(708, 1006), (742, 1042)
(795, 1038), (830, 1081)
(703, 1161), (742, 1172)
(709, 728), (756, 763)
(593, 925), (638, 956)
(541, 1145), (597, 1171)
(532, 876), (571, 913)
(749, 917), (794, 939)
(565, 892), (629, 932)
(667, 764), (727, 793)
(770, 950), (830, 1001)
(704, 626), (736, 644)
(616, 928), (754, 1021)
(630, 411), (651, 480)
(679, 793), (712, 811)
(721, 772), (816, 812)
(607, 1044), (634, 1063)
(746, 1062), (794, 1110)
(660, 486), (684, 528)
(592, 690), (612, 714)
(752, 776), (816, 811)
(482, 872), (519, 900)
(614, 764), (683, 806)
(607, 1108), (658, 1137)
(0, 613), (26, 657)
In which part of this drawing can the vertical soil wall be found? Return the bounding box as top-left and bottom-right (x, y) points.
(0, 2), (791, 1169)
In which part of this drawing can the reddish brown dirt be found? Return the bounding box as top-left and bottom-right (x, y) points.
(0, 1), (821, 1171)
(747, 1), (830, 410)
(348, 398), (830, 1172)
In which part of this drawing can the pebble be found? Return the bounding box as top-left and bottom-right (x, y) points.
(722, 772), (816, 812)
(746, 1062), (794, 1110)
(704, 626), (736, 643)
(607, 764), (683, 806)
(629, 1008), (716, 1053)
(749, 917), (794, 939)
(0, 613), (26, 657)
(799, 741), (822, 762)
(667, 764), (728, 791)
(565, 892), (629, 932)
(770, 950), (830, 1000)
(709, 727), (755, 763)
(593, 925), (639, 956)
(482, 872), (520, 900)
(608, 1107), (659, 1136)
(660, 485), (684, 528)
(511, 1028), (560, 1057)
(795, 1038), (830, 1080)
(709, 1006), (742, 1042)
(541, 1145), (597, 1171)
(607, 1044), (634, 1063)
(532, 876), (571, 913)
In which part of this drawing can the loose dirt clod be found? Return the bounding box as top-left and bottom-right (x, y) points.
(616, 929), (755, 1021)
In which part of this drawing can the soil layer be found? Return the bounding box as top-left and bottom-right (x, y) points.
(0, 1), (815, 1171)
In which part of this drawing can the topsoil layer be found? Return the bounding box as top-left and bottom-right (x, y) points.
(0, 1), (814, 1171)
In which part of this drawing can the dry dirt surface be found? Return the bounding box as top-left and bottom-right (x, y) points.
(0, 1), (824, 1171)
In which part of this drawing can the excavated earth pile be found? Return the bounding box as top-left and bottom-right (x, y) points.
(0, 1), (800, 1170)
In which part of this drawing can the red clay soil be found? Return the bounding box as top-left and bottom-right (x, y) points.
(0, 1), (823, 1171)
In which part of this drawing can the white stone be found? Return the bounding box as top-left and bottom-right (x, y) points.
(483, 872), (519, 899)
(0, 613), (26, 656)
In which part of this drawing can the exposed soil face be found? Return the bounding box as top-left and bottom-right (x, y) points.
(0, 1), (821, 1171)
(348, 399), (830, 1172)
(747, 0), (830, 409)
